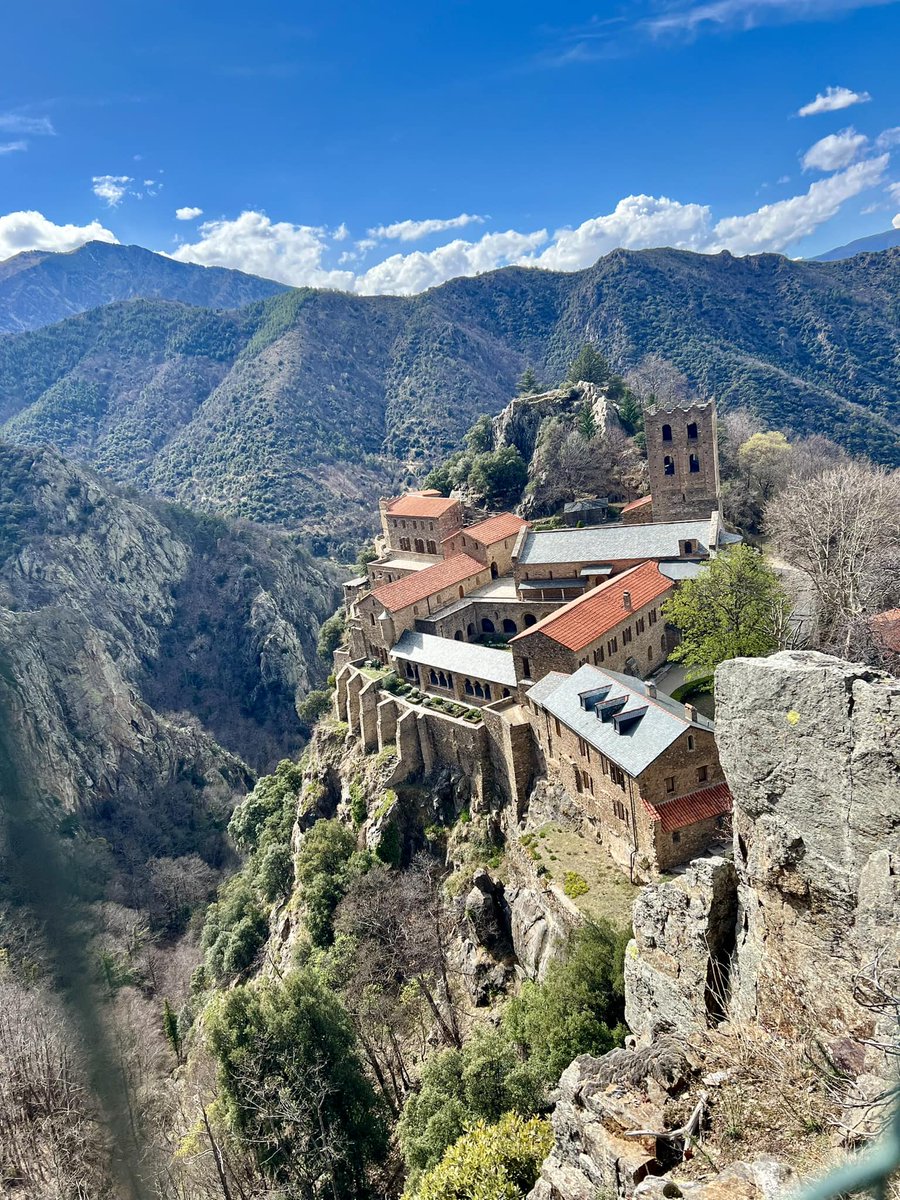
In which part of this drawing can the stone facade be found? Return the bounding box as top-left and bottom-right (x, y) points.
(643, 398), (720, 522)
(418, 595), (557, 643)
(511, 594), (672, 685)
(441, 526), (522, 576)
(378, 493), (463, 554)
(525, 689), (725, 877)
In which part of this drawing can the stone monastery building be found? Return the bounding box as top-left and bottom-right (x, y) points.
(337, 396), (736, 879)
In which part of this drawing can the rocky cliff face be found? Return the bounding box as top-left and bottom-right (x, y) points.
(532, 652), (899, 1199)
(0, 444), (343, 853)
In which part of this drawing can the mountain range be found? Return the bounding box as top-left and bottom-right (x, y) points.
(812, 227), (900, 262)
(0, 241), (898, 546)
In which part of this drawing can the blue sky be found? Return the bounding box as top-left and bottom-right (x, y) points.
(2, 0), (900, 293)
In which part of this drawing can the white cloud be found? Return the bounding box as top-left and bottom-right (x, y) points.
(0, 210), (118, 260)
(170, 210), (355, 288)
(711, 155), (888, 253)
(646, 0), (897, 37)
(529, 156), (888, 268)
(876, 127), (900, 149)
(0, 113), (55, 135)
(798, 85), (872, 117)
(893, 213), (900, 229)
(0, 141), (28, 155)
(801, 128), (868, 172)
(354, 229), (548, 294)
(92, 175), (132, 206)
(175, 206), (203, 220)
(367, 213), (487, 242)
(332, 222), (350, 241)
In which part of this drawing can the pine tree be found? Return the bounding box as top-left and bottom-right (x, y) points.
(566, 344), (609, 386)
(516, 366), (540, 394)
(162, 998), (182, 1063)
(576, 402), (597, 441)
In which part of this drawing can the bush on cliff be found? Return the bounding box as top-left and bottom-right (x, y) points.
(415, 1112), (552, 1200)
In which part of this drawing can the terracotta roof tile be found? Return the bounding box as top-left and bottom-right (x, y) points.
(384, 492), (460, 518)
(372, 553), (485, 613)
(643, 782), (732, 832)
(512, 562), (674, 652)
(622, 495), (653, 513)
(445, 512), (528, 546)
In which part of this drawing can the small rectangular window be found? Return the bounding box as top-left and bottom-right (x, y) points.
(649, 609), (657, 625)
(522, 656), (531, 679)
(687, 734), (695, 751)
(554, 716), (561, 737)
(697, 765), (708, 783)
(665, 776), (676, 794)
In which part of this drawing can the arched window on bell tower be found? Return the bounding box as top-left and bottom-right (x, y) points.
(662, 423), (672, 442)
(664, 455), (675, 476)
(687, 421), (698, 441)
(689, 453), (700, 473)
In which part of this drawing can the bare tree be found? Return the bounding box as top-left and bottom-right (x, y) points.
(625, 354), (693, 409)
(766, 462), (900, 658)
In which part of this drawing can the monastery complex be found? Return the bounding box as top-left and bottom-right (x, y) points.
(335, 398), (741, 880)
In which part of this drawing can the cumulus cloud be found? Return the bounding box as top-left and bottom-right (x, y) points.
(354, 229), (548, 295)
(893, 214), (900, 229)
(876, 127), (900, 149)
(0, 211), (118, 260)
(0, 113), (55, 135)
(170, 210), (355, 288)
(801, 128), (868, 172)
(175, 206), (203, 220)
(798, 85), (872, 117)
(367, 213), (486, 242)
(92, 175), (133, 206)
(0, 141), (28, 155)
(530, 156), (888, 267)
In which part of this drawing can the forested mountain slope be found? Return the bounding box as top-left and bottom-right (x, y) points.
(0, 239), (287, 334)
(0, 246), (898, 545)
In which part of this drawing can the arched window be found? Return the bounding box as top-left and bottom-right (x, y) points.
(438, 672), (449, 688)
(467, 623), (475, 638)
(687, 421), (698, 441)
(481, 618), (495, 633)
(490, 561), (499, 579)
(465, 678), (474, 695)
(664, 455), (675, 476)
(484, 685), (492, 700)
(454, 630), (463, 641)
(662, 423), (672, 442)
(689, 453), (700, 473)
(523, 613), (537, 627)
(648, 646), (653, 660)
(415, 538), (425, 553)
(502, 688), (510, 698)
(502, 618), (517, 634)
(427, 540), (437, 554)
(430, 669), (438, 684)
(474, 682), (485, 698)
(661, 634), (667, 651)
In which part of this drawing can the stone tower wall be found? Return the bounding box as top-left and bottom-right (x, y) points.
(644, 398), (720, 521)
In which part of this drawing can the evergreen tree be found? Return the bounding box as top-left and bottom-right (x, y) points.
(162, 998), (182, 1062)
(516, 366), (540, 394)
(566, 343), (609, 386)
(576, 401), (597, 441)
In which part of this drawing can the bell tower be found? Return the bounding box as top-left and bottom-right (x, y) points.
(644, 397), (720, 522)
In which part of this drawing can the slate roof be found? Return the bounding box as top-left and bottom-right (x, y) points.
(516, 518), (716, 566)
(391, 631), (517, 688)
(384, 492), (460, 518)
(511, 562), (674, 652)
(372, 554), (484, 613)
(449, 512), (528, 546)
(527, 664), (713, 776)
(643, 782), (732, 832)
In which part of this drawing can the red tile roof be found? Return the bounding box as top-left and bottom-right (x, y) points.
(372, 553), (485, 613)
(871, 608), (900, 653)
(446, 512), (528, 546)
(384, 492), (460, 518)
(511, 562), (674, 652)
(643, 782), (732, 832)
(622, 495), (653, 513)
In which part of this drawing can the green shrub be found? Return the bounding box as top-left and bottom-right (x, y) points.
(349, 780), (367, 827)
(563, 871), (589, 899)
(398, 1030), (544, 1190)
(317, 609), (346, 660)
(416, 1112), (552, 1200)
(504, 920), (629, 1084)
(299, 688), (332, 724)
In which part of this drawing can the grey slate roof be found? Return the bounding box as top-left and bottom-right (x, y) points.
(516, 518), (716, 566)
(527, 663), (713, 776)
(658, 561), (708, 582)
(391, 630), (517, 688)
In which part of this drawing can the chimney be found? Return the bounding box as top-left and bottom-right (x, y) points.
(622, 590), (632, 611)
(684, 702), (697, 722)
(645, 681), (657, 698)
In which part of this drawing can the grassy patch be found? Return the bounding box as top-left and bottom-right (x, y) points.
(527, 823), (639, 927)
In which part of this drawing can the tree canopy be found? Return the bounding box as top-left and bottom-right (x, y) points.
(566, 343), (609, 386)
(662, 543), (790, 675)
